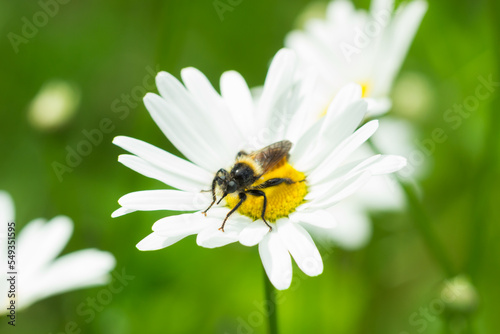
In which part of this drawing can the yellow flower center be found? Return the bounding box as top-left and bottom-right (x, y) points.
(359, 81), (371, 98)
(225, 161), (307, 222)
(320, 81), (371, 118)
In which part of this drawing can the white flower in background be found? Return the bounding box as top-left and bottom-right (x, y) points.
(112, 49), (406, 289)
(285, 0), (427, 116)
(284, 0), (428, 248)
(0, 191), (116, 313)
(28, 79), (81, 131)
(313, 115), (427, 250)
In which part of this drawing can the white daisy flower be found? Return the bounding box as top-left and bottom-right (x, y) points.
(284, 0), (427, 248)
(285, 0), (428, 116)
(0, 191), (116, 313)
(112, 49), (406, 290)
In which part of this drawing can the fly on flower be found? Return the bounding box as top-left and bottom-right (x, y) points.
(112, 49), (408, 290)
(202, 140), (305, 232)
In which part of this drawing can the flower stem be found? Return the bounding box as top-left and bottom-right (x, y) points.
(263, 268), (278, 334)
(467, 0), (500, 282)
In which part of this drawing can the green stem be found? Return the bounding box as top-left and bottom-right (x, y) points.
(263, 268), (278, 334)
(367, 139), (456, 278)
(467, 0), (500, 282)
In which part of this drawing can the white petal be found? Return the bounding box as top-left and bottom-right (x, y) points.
(180, 67), (225, 117)
(314, 154), (406, 186)
(239, 220), (271, 247)
(289, 117), (323, 166)
(371, 117), (429, 179)
(368, 155), (407, 174)
(323, 83), (362, 120)
(196, 215), (249, 249)
(266, 79), (305, 144)
(111, 207), (136, 218)
(307, 120), (379, 184)
(370, 0), (394, 14)
(19, 249), (115, 310)
(18, 216), (73, 276)
(143, 92), (227, 171)
(257, 49), (296, 126)
(117, 154), (206, 192)
(285, 30), (339, 80)
(353, 174), (406, 211)
(136, 232), (188, 251)
(326, 203), (372, 250)
(152, 212), (207, 235)
(373, 0), (427, 95)
(277, 220), (323, 277)
(220, 70), (256, 139)
(304, 171), (372, 210)
(113, 136), (213, 188)
(315, 154), (382, 185)
(259, 231), (293, 290)
(118, 190), (210, 212)
(284, 72), (325, 143)
(321, 97), (367, 147)
(327, 0), (357, 23)
(0, 191), (14, 224)
(289, 210), (337, 229)
(365, 97), (392, 116)
(296, 99), (368, 172)
(180, 67), (243, 153)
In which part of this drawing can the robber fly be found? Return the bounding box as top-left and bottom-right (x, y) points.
(202, 140), (303, 232)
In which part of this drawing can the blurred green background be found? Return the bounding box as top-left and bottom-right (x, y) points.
(1, 0), (499, 333)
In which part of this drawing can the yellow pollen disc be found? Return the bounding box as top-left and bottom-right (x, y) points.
(225, 162), (307, 222)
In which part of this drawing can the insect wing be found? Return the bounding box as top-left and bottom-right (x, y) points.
(249, 140), (292, 175)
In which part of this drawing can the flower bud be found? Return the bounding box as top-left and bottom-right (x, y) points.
(28, 80), (80, 131)
(441, 275), (479, 314)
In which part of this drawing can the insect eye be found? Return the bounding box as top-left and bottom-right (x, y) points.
(227, 181), (237, 193)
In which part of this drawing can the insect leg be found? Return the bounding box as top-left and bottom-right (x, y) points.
(246, 189), (272, 232)
(219, 192), (247, 232)
(202, 169), (227, 216)
(252, 178), (297, 190)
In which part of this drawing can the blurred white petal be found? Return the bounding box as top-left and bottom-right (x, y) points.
(20, 249), (115, 310)
(0, 192), (115, 313)
(289, 209), (337, 229)
(18, 216), (73, 276)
